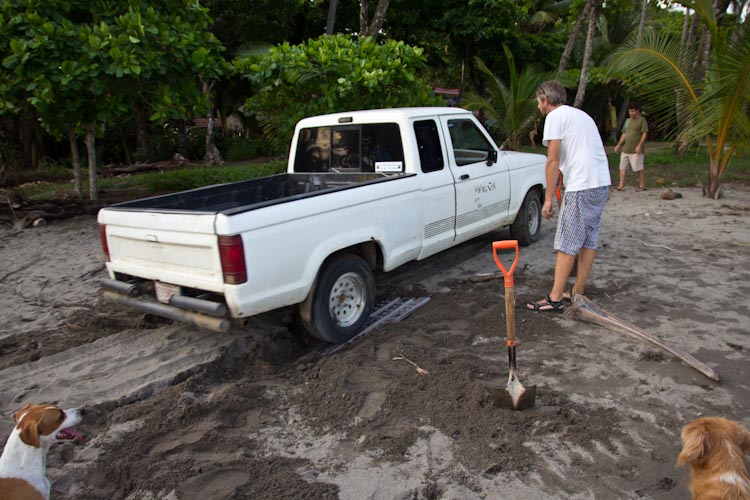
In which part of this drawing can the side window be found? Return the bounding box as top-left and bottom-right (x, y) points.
(294, 123), (404, 173)
(414, 120), (444, 173)
(447, 119), (494, 166)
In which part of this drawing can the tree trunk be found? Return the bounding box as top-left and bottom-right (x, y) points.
(556, 2), (591, 78)
(85, 123), (98, 201)
(201, 81), (223, 166)
(359, 0), (369, 34)
(204, 114), (223, 166)
(135, 111), (148, 163)
(21, 116), (37, 169)
(674, 8), (694, 156)
(119, 128), (133, 165)
(0, 123), (7, 186)
(326, 0), (338, 35)
(177, 119), (188, 157)
(359, 0), (391, 37)
(573, 0), (599, 108)
(680, 8), (691, 50)
(705, 172), (722, 199)
(67, 124), (82, 198)
(636, 0), (647, 46)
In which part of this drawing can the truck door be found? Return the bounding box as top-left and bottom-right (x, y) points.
(413, 119), (457, 259)
(438, 116), (511, 242)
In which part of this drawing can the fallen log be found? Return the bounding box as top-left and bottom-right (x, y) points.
(566, 294), (719, 382)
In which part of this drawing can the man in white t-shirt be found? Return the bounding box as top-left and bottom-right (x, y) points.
(525, 80), (611, 312)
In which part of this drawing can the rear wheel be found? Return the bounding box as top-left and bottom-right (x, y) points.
(301, 253), (375, 344)
(510, 190), (542, 246)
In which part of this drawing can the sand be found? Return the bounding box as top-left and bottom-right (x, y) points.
(0, 184), (749, 499)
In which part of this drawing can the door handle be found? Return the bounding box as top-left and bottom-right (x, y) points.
(460, 174), (470, 181)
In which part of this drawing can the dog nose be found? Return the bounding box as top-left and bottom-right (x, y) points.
(76, 407), (87, 417)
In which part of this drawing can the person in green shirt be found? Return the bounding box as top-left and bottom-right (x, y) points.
(614, 104), (648, 192)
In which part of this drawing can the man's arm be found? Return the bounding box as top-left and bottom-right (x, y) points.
(543, 139), (561, 219)
(636, 131), (647, 154)
(614, 132), (626, 153)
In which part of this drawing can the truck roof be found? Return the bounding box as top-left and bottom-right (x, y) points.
(296, 107), (472, 128)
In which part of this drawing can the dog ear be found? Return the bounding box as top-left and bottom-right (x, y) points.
(12, 403), (32, 423)
(18, 417), (42, 448)
(677, 421), (709, 467)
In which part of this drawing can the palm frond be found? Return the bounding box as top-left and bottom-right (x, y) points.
(694, 40), (750, 172)
(608, 33), (701, 133)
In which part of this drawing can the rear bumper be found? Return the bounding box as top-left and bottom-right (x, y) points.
(101, 279), (231, 333)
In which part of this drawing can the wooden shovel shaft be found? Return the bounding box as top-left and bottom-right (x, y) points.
(505, 286), (516, 345)
(567, 295), (719, 382)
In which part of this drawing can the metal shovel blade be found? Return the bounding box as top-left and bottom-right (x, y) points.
(493, 371), (537, 411)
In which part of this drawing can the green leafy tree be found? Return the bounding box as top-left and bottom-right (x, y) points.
(235, 34), (441, 144)
(386, 0), (555, 91)
(609, 0), (750, 198)
(461, 46), (548, 149)
(1, 1), (226, 198)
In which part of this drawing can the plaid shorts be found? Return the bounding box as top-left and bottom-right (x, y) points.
(554, 186), (609, 255)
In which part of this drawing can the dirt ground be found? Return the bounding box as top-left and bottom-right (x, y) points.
(1, 184), (749, 500)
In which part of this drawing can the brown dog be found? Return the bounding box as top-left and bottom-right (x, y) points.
(677, 417), (750, 499)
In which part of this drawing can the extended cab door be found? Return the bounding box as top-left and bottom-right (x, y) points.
(413, 118), (457, 259)
(438, 116), (511, 242)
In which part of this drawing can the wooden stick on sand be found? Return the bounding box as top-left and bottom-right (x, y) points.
(566, 294), (719, 382)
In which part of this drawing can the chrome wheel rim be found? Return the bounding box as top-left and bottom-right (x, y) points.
(527, 199), (540, 236)
(329, 272), (367, 327)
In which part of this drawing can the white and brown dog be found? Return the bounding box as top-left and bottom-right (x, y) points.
(677, 416), (750, 500)
(0, 403), (84, 500)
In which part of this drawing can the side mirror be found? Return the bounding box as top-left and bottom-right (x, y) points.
(486, 149), (498, 166)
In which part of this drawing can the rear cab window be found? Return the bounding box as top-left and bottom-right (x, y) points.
(294, 123), (405, 174)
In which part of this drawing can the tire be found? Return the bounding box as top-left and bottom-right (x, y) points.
(301, 253), (375, 344)
(510, 189), (542, 246)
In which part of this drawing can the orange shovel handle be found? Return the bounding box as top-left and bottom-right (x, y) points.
(492, 240), (519, 288)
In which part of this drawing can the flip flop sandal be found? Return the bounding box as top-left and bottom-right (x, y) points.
(525, 295), (565, 312)
(635, 187), (647, 192)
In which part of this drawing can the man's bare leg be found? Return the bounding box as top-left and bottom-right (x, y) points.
(618, 169), (626, 190)
(572, 247), (597, 296)
(549, 251), (576, 302)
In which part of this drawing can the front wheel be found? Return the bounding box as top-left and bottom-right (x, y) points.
(301, 253), (375, 344)
(510, 190), (542, 246)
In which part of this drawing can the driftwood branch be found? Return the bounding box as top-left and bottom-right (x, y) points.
(566, 294), (719, 382)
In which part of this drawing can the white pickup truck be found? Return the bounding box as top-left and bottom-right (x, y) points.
(98, 107), (546, 343)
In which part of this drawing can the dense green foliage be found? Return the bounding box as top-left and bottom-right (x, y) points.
(1, 0), (225, 131)
(236, 34), (441, 144)
(2, 0), (749, 198)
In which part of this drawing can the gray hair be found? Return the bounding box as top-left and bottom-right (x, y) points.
(537, 81), (566, 106)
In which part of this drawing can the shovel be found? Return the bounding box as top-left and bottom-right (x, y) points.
(491, 240), (537, 411)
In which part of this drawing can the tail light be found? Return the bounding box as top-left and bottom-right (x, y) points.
(99, 224), (110, 262)
(218, 235), (247, 284)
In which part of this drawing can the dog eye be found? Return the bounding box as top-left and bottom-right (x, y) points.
(58, 411), (65, 421)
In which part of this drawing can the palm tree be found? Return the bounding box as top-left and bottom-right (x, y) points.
(609, 0), (750, 198)
(461, 46), (548, 149)
(573, 0), (601, 107)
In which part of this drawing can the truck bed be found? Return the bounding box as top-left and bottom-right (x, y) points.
(107, 172), (409, 215)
